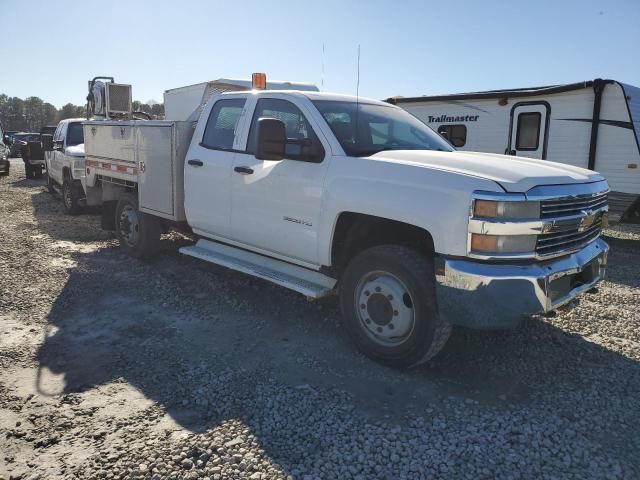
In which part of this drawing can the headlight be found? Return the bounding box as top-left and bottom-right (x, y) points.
(470, 234), (537, 254)
(473, 199), (540, 219)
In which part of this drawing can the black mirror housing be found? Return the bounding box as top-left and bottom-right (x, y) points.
(41, 134), (54, 151)
(256, 118), (286, 160)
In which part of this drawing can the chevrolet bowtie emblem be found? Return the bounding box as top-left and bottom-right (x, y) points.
(578, 210), (595, 232)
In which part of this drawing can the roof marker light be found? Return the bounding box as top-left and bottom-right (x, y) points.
(252, 73), (267, 90)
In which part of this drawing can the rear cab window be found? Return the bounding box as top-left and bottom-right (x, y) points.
(201, 98), (247, 150)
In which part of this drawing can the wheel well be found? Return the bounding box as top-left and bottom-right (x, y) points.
(331, 212), (435, 272)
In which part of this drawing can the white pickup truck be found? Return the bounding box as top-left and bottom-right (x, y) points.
(43, 118), (86, 214)
(82, 83), (609, 367)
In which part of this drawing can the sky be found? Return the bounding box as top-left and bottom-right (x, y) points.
(1, 0), (639, 108)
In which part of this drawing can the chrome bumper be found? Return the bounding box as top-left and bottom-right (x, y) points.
(435, 238), (609, 329)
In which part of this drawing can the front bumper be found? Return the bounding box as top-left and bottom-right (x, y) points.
(435, 238), (608, 329)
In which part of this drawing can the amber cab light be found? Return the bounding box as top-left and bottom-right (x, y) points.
(252, 72), (267, 90)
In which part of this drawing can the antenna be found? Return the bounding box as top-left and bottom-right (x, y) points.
(321, 43), (325, 89)
(354, 44), (361, 146)
(356, 44), (361, 98)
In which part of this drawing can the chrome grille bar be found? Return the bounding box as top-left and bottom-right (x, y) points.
(541, 192), (608, 218)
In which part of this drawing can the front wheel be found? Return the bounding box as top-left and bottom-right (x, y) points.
(115, 192), (161, 258)
(62, 178), (83, 215)
(339, 245), (451, 368)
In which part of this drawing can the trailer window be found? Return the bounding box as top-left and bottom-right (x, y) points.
(437, 125), (466, 147)
(202, 98), (246, 150)
(515, 112), (541, 150)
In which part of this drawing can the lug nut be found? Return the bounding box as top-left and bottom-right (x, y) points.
(393, 310), (398, 316)
(388, 324), (394, 330)
(387, 295), (393, 300)
(376, 327), (383, 333)
(375, 287), (381, 292)
(364, 290), (370, 296)
(365, 318), (371, 324)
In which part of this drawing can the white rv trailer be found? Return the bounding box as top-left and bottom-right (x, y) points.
(388, 79), (640, 220)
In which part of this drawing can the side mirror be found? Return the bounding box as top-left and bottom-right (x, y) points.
(41, 134), (54, 151)
(53, 139), (64, 152)
(256, 118), (286, 160)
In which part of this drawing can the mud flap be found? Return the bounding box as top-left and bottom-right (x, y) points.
(101, 201), (117, 231)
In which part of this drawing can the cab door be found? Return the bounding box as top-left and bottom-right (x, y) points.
(229, 95), (330, 265)
(49, 122), (67, 184)
(184, 96), (248, 239)
(507, 103), (549, 159)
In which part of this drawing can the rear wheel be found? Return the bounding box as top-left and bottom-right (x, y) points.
(24, 163), (33, 179)
(339, 245), (451, 368)
(115, 192), (161, 258)
(34, 165), (43, 179)
(62, 178), (83, 215)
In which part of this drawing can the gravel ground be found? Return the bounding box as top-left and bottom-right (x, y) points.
(1, 158), (639, 480)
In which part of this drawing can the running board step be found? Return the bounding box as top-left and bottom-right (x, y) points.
(179, 239), (337, 299)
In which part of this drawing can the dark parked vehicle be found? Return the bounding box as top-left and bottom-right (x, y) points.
(9, 132), (39, 158)
(21, 126), (57, 179)
(0, 123), (9, 177)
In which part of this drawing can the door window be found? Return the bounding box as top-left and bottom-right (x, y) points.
(247, 98), (324, 162)
(437, 124), (467, 147)
(66, 123), (84, 146)
(201, 98), (246, 150)
(515, 112), (541, 150)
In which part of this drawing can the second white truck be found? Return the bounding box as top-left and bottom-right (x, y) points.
(80, 76), (610, 368)
(43, 118), (87, 214)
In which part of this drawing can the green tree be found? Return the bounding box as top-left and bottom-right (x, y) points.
(59, 103), (79, 120)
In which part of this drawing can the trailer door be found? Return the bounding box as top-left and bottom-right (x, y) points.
(508, 103), (549, 159)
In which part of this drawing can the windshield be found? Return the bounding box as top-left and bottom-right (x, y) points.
(312, 100), (453, 157)
(14, 134), (38, 142)
(67, 123), (84, 146)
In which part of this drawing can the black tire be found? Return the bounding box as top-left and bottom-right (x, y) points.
(339, 245), (451, 368)
(24, 162), (33, 179)
(62, 178), (84, 215)
(115, 192), (161, 258)
(34, 165), (43, 179)
(45, 171), (55, 193)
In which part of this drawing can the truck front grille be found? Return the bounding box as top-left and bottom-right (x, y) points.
(540, 191), (608, 218)
(536, 191), (608, 257)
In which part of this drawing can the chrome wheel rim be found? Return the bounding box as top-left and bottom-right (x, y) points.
(119, 205), (140, 247)
(354, 271), (415, 346)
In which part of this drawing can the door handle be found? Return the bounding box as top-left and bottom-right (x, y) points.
(188, 159), (203, 167)
(234, 166), (254, 175)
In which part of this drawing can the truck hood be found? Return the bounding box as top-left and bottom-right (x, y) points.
(371, 150), (604, 192)
(65, 144), (85, 158)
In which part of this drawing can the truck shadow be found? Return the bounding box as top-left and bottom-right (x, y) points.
(31, 192), (640, 474)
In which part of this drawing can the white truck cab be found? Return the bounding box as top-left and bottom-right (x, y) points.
(81, 81), (610, 368)
(44, 118), (86, 214)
